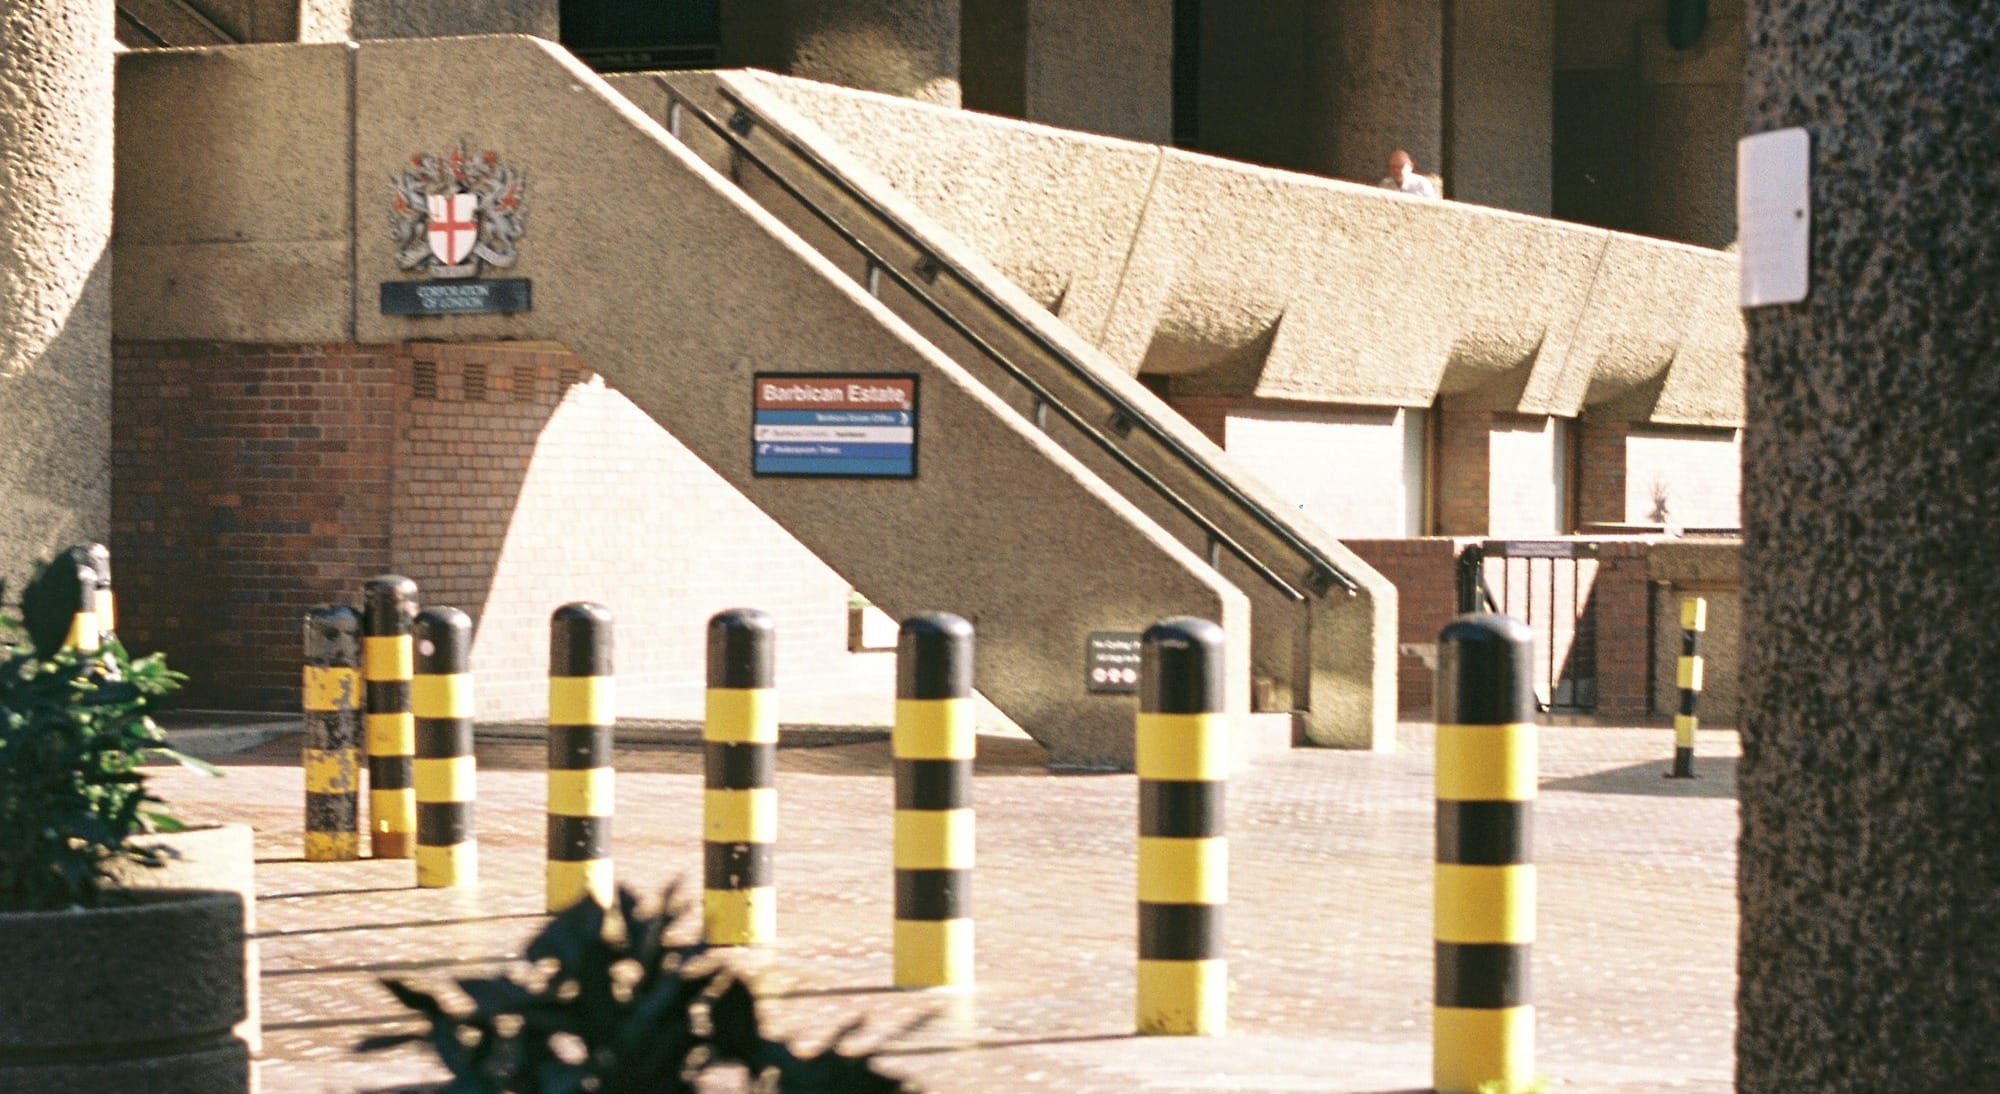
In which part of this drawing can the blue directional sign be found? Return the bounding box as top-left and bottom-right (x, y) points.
(753, 374), (918, 478)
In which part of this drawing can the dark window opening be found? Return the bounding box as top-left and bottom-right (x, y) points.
(1171, 0), (1201, 147)
(560, 0), (722, 73)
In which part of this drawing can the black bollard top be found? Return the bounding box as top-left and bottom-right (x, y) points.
(896, 612), (974, 700)
(1435, 612), (1536, 725)
(707, 608), (775, 689)
(305, 604), (364, 667)
(1140, 616), (1227, 715)
(413, 606), (474, 675)
(551, 601), (614, 677)
(363, 575), (420, 636)
(20, 557), (91, 659)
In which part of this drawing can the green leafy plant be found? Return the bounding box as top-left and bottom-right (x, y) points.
(0, 559), (195, 912)
(362, 884), (916, 1093)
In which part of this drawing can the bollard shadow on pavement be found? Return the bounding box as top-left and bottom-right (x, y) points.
(1543, 756), (1738, 798)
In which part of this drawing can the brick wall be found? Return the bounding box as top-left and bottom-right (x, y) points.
(1344, 535), (1659, 720)
(1588, 542), (1652, 719)
(113, 341), (872, 718)
(394, 345), (861, 719)
(1433, 409), (1492, 534)
(1344, 537), (1464, 714)
(1576, 418), (1630, 527)
(113, 343), (402, 710)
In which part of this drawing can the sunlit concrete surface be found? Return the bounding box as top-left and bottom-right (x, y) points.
(152, 720), (1738, 1092)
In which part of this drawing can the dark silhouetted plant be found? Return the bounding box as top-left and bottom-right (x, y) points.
(362, 884), (916, 1093)
(0, 559), (198, 912)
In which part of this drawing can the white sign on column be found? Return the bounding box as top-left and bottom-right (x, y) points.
(1738, 127), (1811, 307)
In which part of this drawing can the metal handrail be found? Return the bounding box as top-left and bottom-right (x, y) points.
(659, 77), (1361, 599)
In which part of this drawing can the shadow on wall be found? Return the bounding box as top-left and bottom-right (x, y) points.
(111, 341), (865, 717)
(1, 252), (112, 595)
(109, 343), (558, 711)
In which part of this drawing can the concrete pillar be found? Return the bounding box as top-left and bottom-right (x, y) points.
(343, 1), (558, 41)
(1738, 2), (2000, 1089)
(962, 0), (1171, 143)
(1634, 0), (1743, 247)
(1193, 0), (1313, 170)
(788, 0), (961, 107)
(1301, 0), (1443, 186)
(1445, 0), (1553, 215)
(176, 0), (557, 43)
(0, 0), (113, 588)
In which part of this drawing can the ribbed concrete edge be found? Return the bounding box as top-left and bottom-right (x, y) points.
(158, 710), (299, 759)
(109, 823), (262, 1058)
(0, 889), (249, 1093)
(0, 1039), (250, 1094)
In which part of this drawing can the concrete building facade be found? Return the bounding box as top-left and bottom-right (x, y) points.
(6, 2), (1745, 764)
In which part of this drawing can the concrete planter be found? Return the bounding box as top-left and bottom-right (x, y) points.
(0, 888), (251, 1092)
(109, 822), (262, 1055)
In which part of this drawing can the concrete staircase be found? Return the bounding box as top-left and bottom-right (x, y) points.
(611, 69), (1398, 753)
(117, 36), (1324, 768)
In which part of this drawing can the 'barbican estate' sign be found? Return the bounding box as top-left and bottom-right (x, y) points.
(752, 374), (918, 479)
(380, 141), (532, 316)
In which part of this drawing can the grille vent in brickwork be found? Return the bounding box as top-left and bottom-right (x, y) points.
(513, 366), (536, 403)
(464, 364), (488, 402)
(560, 366), (584, 390)
(412, 360), (439, 400)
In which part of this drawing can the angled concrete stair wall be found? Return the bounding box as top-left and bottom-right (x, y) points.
(113, 36), (1253, 769)
(611, 69), (1400, 751)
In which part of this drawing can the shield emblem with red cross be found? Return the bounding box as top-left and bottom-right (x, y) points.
(425, 193), (478, 267)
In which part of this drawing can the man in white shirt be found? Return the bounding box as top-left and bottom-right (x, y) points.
(1380, 149), (1440, 199)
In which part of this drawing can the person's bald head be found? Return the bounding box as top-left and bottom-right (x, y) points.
(1388, 149), (1415, 180)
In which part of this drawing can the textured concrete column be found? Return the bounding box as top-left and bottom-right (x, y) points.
(788, 0), (961, 107)
(0, 0), (113, 589)
(1446, 0), (1552, 214)
(1738, 3), (2000, 1090)
(1302, 0), (1442, 186)
(1032, 0), (1170, 142)
(344, 0), (557, 40)
(1635, 0), (1744, 247)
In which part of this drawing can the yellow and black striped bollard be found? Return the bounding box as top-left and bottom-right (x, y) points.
(548, 602), (615, 911)
(413, 607), (476, 887)
(303, 604), (364, 862)
(704, 609), (776, 945)
(364, 576), (419, 859)
(57, 547), (102, 653)
(1434, 613), (1536, 1094)
(893, 613), (975, 989)
(1136, 617), (1227, 1036)
(1669, 596), (1707, 779)
(80, 542), (115, 644)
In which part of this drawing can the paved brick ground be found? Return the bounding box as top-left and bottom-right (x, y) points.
(149, 720), (1740, 1093)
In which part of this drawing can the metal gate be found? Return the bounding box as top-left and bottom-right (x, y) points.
(1456, 540), (1600, 712)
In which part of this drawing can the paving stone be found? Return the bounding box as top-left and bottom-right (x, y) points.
(145, 721), (1740, 1092)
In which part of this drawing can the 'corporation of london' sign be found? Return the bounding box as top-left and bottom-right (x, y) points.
(380, 140), (532, 316)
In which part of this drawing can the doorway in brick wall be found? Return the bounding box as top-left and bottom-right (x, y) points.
(1458, 540), (1600, 713)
